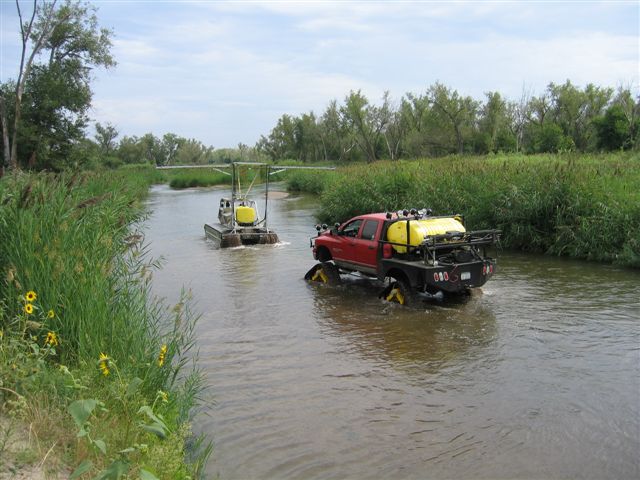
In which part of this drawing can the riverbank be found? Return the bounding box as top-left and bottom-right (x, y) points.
(286, 152), (639, 268)
(0, 170), (210, 478)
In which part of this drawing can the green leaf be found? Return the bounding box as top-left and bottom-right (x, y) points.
(138, 406), (168, 428)
(93, 459), (129, 480)
(139, 469), (160, 480)
(140, 424), (167, 439)
(70, 459), (93, 479)
(93, 439), (107, 455)
(126, 377), (143, 398)
(137, 405), (170, 438)
(68, 399), (98, 429)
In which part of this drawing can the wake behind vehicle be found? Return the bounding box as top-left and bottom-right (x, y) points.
(305, 209), (501, 305)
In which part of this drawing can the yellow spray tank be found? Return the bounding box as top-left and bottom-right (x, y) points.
(236, 205), (257, 225)
(386, 216), (466, 253)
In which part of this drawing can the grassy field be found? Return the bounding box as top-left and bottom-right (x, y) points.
(0, 169), (209, 478)
(285, 152), (640, 267)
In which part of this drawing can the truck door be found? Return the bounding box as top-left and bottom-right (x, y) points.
(354, 219), (380, 268)
(332, 218), (363, 263)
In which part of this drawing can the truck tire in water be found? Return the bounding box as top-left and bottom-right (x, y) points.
(382, 277), (417, 306)
(305, 262), (341, 285)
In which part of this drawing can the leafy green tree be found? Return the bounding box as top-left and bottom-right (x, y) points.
(527, 92), (551, 127)
(547, 80), (612, 151)
(610, 87), (640, 149)
(159, 133), (184, 166)
(142, 133), (169, 164)
(257, 114), (297, 161)
(427, 82), (478, 155)
(532, 122), (573, 153)
(116, 135), (144, 164)
(476, 91), (515, 153)
(319, 100), (357, 162)
(594, 105), (632, 150)
(294, 112), (323, 162)
(378, 91), (403, 160)
(398, 93), (432, 158)
(507, 87), (532, 153)
(340, 90), (388, 163)
(175, 138), (212, 165)
(581, 83), (614, 150)
(1, 0), (114, 171)
(94, 122), (118, 155)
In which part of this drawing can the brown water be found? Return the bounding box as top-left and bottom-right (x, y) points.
(145, 185), (640, 480)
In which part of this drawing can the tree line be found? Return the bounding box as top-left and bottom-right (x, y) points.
(257, 82), (639, 163)
(92, 125), (262, 167)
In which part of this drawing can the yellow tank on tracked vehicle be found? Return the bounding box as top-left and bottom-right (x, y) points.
(156, 162), (335, 249)
(236, 205), (257, 225)
(199, 162), (334, 248)
(386, 216), (466, 253)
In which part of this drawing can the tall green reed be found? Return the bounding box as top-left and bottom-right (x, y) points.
(286, 153), (639, 267)
(0, 171), (201, 392)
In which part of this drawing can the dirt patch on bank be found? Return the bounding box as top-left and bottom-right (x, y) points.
(0, 414), (70, 480)
(267, 190), (289, 200)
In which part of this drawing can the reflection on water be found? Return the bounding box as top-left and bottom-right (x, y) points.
(145, 185), (640, 480)
(311, 280), (498, 373)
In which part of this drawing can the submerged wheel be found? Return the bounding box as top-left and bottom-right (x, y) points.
(381, 277), (416, 306)
(305, 262), (341, 285)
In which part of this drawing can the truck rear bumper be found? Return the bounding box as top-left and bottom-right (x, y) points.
(380, 258), (497, 294)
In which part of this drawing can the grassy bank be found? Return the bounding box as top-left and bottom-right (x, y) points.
(166, 170), (232, 189)
(156, 160), (334, 190)
(286, 152), (640, 267)
(0, 169), (209, 478)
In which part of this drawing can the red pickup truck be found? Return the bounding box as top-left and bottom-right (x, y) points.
(305, 210), (500, 305)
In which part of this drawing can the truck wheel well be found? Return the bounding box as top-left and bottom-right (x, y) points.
(385, 268), (410, 285)
(316, 246), (332, 262)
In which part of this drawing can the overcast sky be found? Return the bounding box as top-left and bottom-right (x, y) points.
(1, 0), (638, 148)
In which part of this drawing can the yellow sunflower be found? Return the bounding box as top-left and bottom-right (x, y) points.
(157, 344), (168, 367)
(47, 309), (55, 319)
(25, 291), (37, 302)
(24, 303), (34, 315)
(98, 353), (110, 376)
(45, 331), (59, 347)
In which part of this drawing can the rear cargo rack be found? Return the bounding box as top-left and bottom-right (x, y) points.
(422, 229), (501, 249)
(380, 229), (501, 264)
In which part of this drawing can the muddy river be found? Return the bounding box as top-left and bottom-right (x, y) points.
(145, 185), (639, 480)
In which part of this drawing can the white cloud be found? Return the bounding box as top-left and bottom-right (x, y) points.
(4, 0), (636, 146)
(113, 38), (164, 62)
